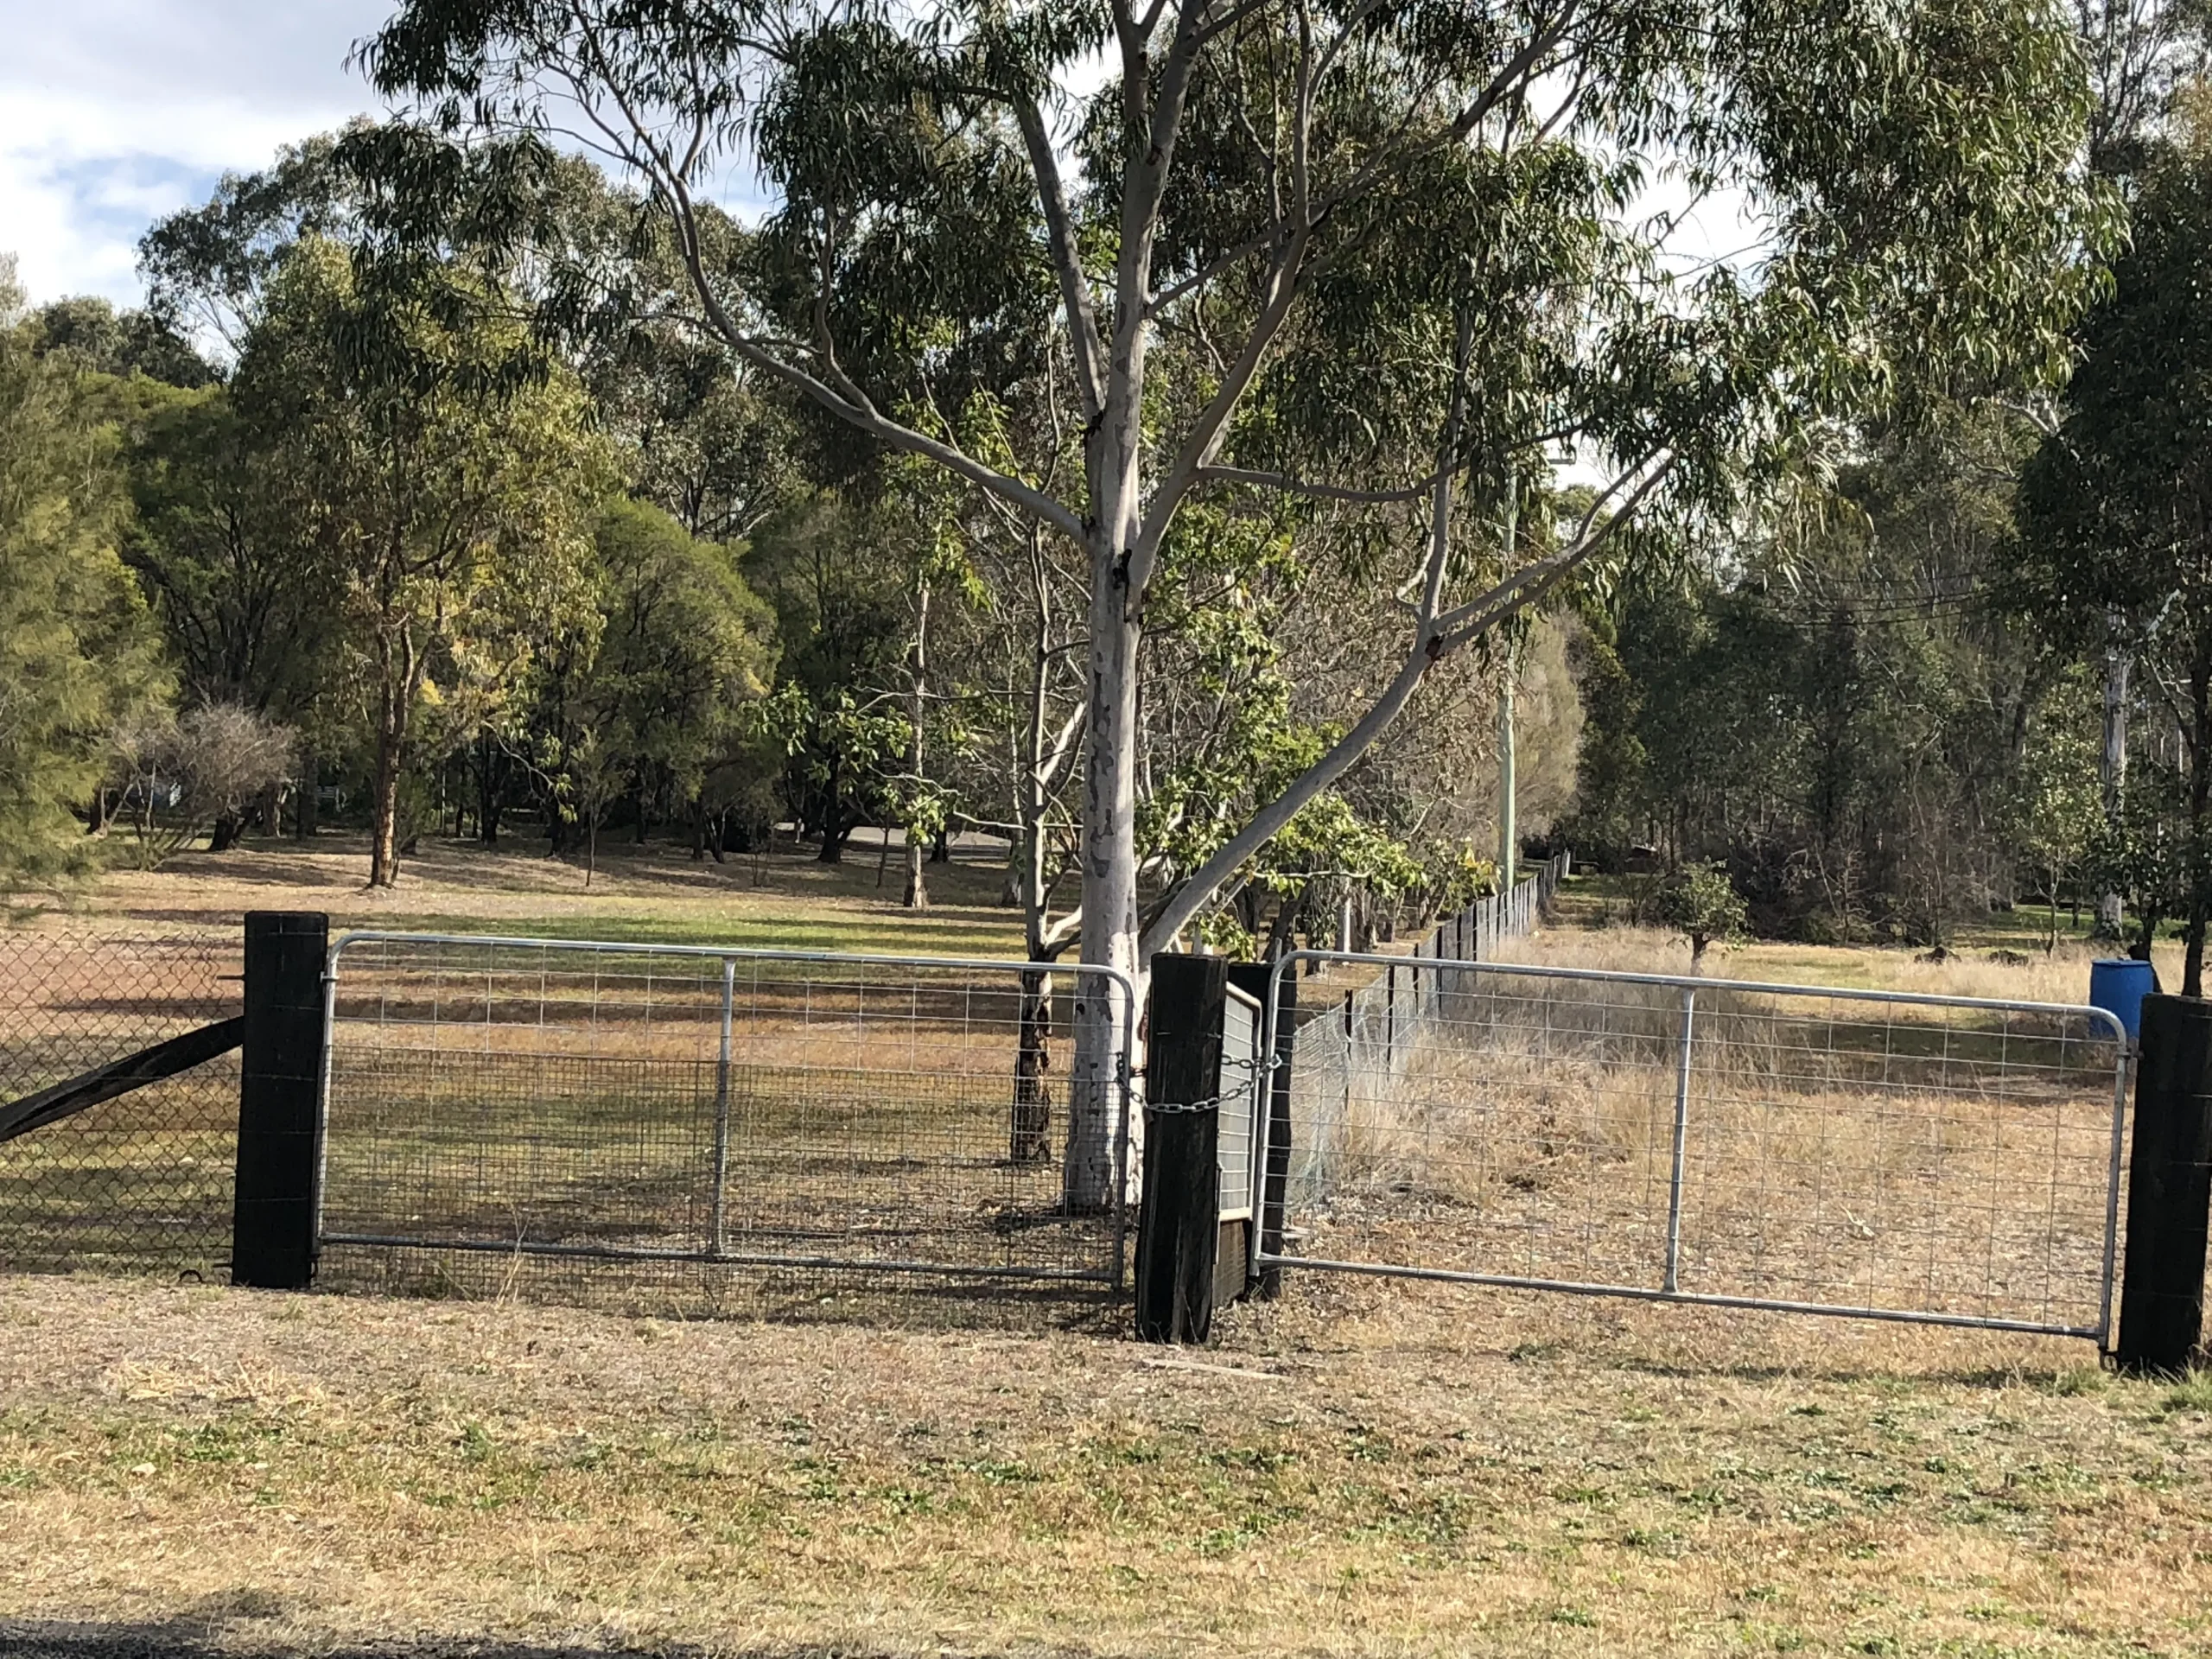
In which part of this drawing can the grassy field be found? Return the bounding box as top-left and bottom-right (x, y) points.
(3, 842), (2210, 1656)
(1, 1274), (2208, 1657)
(21, 829), (1029, 958)
(1545, 874), (2177, 1007)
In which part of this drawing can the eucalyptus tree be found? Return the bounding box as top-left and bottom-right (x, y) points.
(579, 497), (779, 842)
(22, 296), (213, 387)
(2023, 118), (2212, 993)
(140, 132), (364, 358)
(2074, 0), (2212, 171)
(744, 495), (915, 861)
(234, 238), (614, 887)
(365, 0), (2109, 1202)
(121, 379), (339, 734)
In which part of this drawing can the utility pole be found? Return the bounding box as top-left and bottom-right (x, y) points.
(1497, 651), (1517, 891)
(1497, 474), (1519, 892)
(2099, 630), (2129, 938)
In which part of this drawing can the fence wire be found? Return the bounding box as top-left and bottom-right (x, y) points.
(318, 933), (1134, 1316)
(1268, 954), (2129, 1339)
(0, 930), (241, 1279)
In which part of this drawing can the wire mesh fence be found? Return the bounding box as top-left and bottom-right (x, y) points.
(1314, 851), (1570, 1083)
(1267, 954), (2130, 1339)
(317, 932), (1136, 1316)
(0, 930), (242, 1278)
(1217, 985), (1263, 1224)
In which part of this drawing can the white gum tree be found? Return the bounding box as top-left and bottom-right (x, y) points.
(363, 0), (2109, 1205)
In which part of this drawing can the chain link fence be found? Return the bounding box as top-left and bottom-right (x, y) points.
(0, 930), (242, 1279)
(317, 932), (1135, 1319)
(1268, 954), (2130, 1339)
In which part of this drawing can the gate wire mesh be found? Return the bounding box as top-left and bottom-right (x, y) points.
(318, 933), (1135, 1317)
(1217, 985), (1264, 1222)
(1265, 952), (2129, 1340)
(0, 930), (241, 1278)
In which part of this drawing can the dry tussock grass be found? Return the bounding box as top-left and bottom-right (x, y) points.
(1290, 963), (2122, 1327)
(1494, 921), (2174, 1010)
(1, 1273), (2208, 1656)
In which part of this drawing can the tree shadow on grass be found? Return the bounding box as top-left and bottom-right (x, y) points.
(0, 1616), (1006, 1659)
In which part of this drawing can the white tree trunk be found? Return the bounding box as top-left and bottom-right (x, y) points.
(1065, 530), (1145, 1211)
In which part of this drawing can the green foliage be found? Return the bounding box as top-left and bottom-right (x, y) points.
(1566, 407), (2084, 947)
(742, 496), (919, 860)
(553, 499), (778, 835)
(119, 378), (338, 733)
(1655, 863), (1750, 964)
(0, 259), (170, 887)
(232, 233), (615, 880)
(353, 0), (2119, 982)
(20, 296), (213, 387)
(2000, 666), (2104, 949)
(2020, 106), (2212, 984)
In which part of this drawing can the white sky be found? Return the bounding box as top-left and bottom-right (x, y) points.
(0, 1), (396, 307)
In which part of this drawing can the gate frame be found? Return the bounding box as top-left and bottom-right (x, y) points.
(317, 930), (1140, 1287)
(1257, 949), (2133, 1344)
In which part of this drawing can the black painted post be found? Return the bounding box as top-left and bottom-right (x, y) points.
(2119, 995), (2212, 1374)
(1135, 954), (1228, 1343)
(232, 911), (329, 1290)
(1228, 963), (1295, 1301)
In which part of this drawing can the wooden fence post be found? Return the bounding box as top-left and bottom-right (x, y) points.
(1135, 954), (1229, 1343)
(2118, 994), (2212, 1374)
(232, 912), (328, 1290)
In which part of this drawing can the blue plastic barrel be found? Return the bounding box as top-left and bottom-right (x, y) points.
(2088, 957), (2156, 1045)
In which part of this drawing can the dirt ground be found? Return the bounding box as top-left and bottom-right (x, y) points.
(1, 1268), (2207, 1659)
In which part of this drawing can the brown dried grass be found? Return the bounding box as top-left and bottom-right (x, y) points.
(1, 1273), (2208, 1656)
(1293, 970), (2122, 1331)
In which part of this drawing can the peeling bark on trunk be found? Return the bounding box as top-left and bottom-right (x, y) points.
(1012, 969), (1054, 1164)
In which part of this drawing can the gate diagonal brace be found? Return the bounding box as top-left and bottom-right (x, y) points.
(0, 1017), (245, 1144)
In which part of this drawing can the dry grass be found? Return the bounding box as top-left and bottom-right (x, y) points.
(0, 884), (1122, 1303)
(17, 833), (1026, 960)
(1296, 1031), (2117, 1331)
(6, 844), (2211, 1655)
(1, 1273), (2209, 1656)
(1499, 919), (2171, 1012)
(1282, 945), (2127, 1335)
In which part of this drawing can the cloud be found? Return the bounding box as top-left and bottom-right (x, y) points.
(0, 2), (780, 307)
(0, 1), (393, 306)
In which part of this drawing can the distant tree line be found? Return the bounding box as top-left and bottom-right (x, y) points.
(0, 0), (2158, 1051)
(1560, 3), (2212, 989)
(0, 128), (1522, 939)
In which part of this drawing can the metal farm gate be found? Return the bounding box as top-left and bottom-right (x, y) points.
(1258, 952), (2132, 1341)
(315, 932), (1136, 1295)
(1217, 982), (1265, 1233)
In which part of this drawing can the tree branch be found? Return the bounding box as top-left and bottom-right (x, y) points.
(660, 179), (1087, 545)
(1138, 308), (1471, 954)
(1016, 98), (1108, 423)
